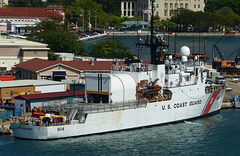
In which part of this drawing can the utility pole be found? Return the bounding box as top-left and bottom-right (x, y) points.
(94, 10), (97, 31)
(80, 9), (84, 32)
(88, 10), (91, 24)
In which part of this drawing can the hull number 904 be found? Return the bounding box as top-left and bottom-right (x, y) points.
(57, 127), (64, 131)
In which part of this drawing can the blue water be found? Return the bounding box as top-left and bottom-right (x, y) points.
(1, 109), (240, 155)
(84, 36), (240, 63)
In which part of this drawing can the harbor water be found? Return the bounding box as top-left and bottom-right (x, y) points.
(84, 35), (240, 63)
(1, 109), (240, 155)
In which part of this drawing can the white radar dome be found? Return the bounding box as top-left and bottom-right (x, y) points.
(180, 46), (190, 57)
(181, 56), (188, 62)
(194, 56), (198, 60)
(169, 55), (173, 60)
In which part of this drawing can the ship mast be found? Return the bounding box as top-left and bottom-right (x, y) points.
(137, 0), (169, 64)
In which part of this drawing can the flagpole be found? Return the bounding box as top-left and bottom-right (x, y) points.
(76, 22), (77, 33)
(88, 10), (91, 26)
(83, 10), (84, 32)
(80, 9), (84, 32)
(143, 10), (144, 20)
(95, 10), (97, 31)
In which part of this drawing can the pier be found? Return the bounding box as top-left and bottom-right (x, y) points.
(221, 79), (240, 108)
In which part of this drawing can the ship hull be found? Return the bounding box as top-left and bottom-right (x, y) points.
(11, 89), (225, 140)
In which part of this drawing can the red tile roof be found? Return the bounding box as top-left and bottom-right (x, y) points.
(15, 90), (85, 100)
(15, 58), (150, 72)
(0, 7), (63, 18)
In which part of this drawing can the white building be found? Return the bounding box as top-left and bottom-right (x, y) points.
(0, 6), (64, 33)
(151, 0), (205, 20)
(121, 0), (148, 20)
(0, 36), (49, 72)
(121, 0), (205, 21)
(7, 21), (37, 34)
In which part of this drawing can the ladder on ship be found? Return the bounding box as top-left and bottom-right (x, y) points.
(68, 109), (78, 120)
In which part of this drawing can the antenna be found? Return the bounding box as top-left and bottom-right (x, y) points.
(136, 0), (168, 64)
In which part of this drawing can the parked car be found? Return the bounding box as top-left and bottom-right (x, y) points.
(215, 76), (226, 84)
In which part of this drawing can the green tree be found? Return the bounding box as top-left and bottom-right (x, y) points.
(93, 0), (121, 16)
(170, 8), (236, 31)
(9, 0), (46, 7)
(27, 18), (87, 54)
(41, 30), (81, 54)
(89, 40), (134, 59)
(47, 0), (75, 6)
(215, 7), (240, 26)
(65, 0), (109, 29)
(158, 19), (177, 30)
(205, 0), (240, 16)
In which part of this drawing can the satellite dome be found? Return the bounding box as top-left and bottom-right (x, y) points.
(181, 56), (188, 62)
(169, 55), (173, 60)
(180, 46), (190, 57)
(194, 56), (198, 61)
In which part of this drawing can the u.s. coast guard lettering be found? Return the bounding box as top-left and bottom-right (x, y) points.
(162, 100), (202, 110)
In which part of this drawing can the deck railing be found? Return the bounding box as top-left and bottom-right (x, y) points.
(42, 100), (147, 115)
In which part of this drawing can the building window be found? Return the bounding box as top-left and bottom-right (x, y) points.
(132, 11), (134, 16)
(14, 49), (17, 55)
(138, 3), (140, 8)
(185, 3), (188, 9)
(180, 3), (183, 8)
(138, 11), (140, 16)
(170, 3), (173, 9)
(132, 3), (134, 9)
(128, 11), (130, 16)
(58, 66), (61, 69)
(164, 10), (167, 16)
(124, 11), (126, 16)
(175, 3), (178, 8)
(198, 4), (200, 8)
(194, 4), (196, 8)
(128, 2), (130, 9)
(34, 51), (37, 55)
(124, 3), (126, 9)
(157, 4), (159, 8)
(164, 3), (168, 9)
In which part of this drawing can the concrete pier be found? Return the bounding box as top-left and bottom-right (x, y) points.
(221, 79), (240, 108)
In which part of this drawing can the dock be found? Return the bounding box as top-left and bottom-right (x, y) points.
(221, 79), (240, 108)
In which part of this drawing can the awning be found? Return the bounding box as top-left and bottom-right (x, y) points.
(122, 21), (150, 26)
(53, 71), (66, 77)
